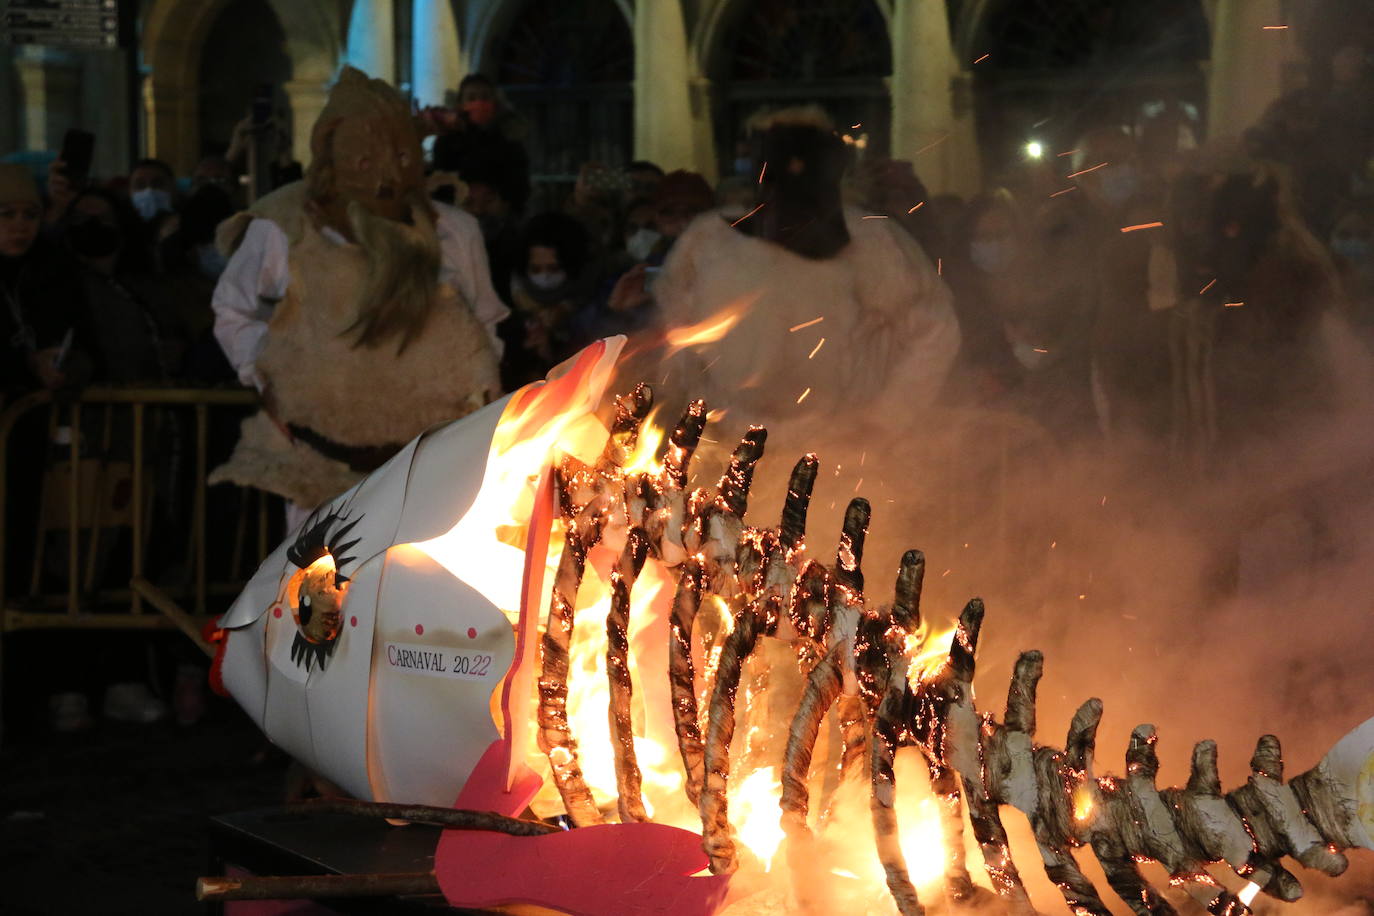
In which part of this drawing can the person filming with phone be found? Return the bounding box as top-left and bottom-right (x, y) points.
(425, 74), (530, 215)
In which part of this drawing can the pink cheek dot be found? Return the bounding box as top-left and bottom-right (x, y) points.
(467, 627), (477, 639)
(414, 624), (424, 636)
(350, 616), (358, 628)
(273, 606), (282, 619)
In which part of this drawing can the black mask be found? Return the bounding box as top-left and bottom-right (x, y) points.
(69, 219), (122, 259)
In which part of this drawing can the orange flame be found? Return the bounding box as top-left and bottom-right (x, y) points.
(663, 296), (757, 356)
(905, 621), (958, 685)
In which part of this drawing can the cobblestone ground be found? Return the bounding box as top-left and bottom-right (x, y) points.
(0, 699), (285, 915)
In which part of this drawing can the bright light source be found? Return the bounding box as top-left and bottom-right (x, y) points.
(1025, 140), (1044, 160)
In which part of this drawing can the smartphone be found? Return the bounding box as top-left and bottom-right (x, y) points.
(59, 129), (95, 183)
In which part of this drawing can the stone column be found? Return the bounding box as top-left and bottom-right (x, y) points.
(81, 50), (132, 176)
(889, 0), (979, 196)
(411, 0), (464, 108)
(345, 0), (396, 83)
(283, 78), (332, 168)
(1207, 0), (1292, 141)
(633, 0), (715, 178)
(143, 74), (198, 174)
(12, 45), (83, 153)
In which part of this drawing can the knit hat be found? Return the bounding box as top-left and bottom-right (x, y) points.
(0, 164), (40, 206)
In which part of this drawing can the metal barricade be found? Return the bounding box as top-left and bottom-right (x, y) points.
(0, 387), (269, 664)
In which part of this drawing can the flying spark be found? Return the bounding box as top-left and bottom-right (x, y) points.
(861, 215), (888, 220)
(808, 338), (825, 359)
(1050, 187), (1078, 197)
(796, 388), (812, 404)
(731, 203), (765, 227)
(908, 201), (925, 213)
(789, 316), (824, 332)
(757, 161), (767, 184)
(1057, 149), (1079, 157)
(1199, 278), (1217, 294)
(973, 53), (989, 64)
(1120, 222), (1163, 233)
(1066, 162), (1108, 179)
(914, 134), (950, 156)
(1224, 301), (1245, 308)
(1262, 25), (1289, 30)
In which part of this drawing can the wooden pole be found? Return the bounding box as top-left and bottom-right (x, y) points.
(130, 576), (213, 656)
(196, 871), (439, 902)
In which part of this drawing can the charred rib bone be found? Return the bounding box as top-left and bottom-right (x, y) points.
(869, 551), (930, 916)
(536, 501), (609, 827)
(607, 528), (651, 824)
(669, 559), (707, 806)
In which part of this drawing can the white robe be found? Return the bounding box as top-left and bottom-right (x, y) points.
(652, 207), (960, 437)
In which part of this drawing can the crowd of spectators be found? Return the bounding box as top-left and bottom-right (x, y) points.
(5, 45), (1374, 731)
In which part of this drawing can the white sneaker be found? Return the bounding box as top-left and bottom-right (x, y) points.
(49, 692), (93, 732)
(102, 682), (168, 724)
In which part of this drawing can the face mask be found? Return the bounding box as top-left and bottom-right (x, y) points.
(970, 238), (1016, 274)
(69, 219), (122, 258)
(624, 227), (661, 262)
(196, 243), (229, 278)
(528, 270), (566, 291)
(131, 187), (172, 222)
(1097, 167), (1139, 207)
(462, 99), (496, 127)
(1332, 236), (1371, 266)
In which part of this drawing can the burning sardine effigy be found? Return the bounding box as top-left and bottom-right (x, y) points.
(208, 338), (1373, 916)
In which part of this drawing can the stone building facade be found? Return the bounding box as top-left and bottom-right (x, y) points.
(0, 0), (1339, 195)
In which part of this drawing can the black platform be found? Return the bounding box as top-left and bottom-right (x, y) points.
(208, 807), (493, 914)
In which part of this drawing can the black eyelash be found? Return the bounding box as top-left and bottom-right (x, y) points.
(286, 503), (363, 582)
(291, 631), (334, 672)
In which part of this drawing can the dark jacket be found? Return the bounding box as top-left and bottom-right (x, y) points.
(433, 124), (531, 212)
(0, 237), (91, 393)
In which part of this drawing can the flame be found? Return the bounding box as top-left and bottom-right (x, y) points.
(1073, 782), (1094, 822)
(905, 621), (958, 685)
(398, 341), (971, 892)
(732, 767), (785, 870)
(621, 408), (666, 477)
(663, 296), (757, 356)
(411, 345), (616, 622)
(897, 783), (953, 890)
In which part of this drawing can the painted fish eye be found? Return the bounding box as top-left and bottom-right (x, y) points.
(283, 505), (363, 672)
(292, 556), (345, 646)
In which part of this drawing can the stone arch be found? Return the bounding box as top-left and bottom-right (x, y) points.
(697, 0), (894, 171)
(142, 0), (342, 173)
(465, 0), (632, 76)
(691, 0), (891, 80)
(468, 0), (635, 202)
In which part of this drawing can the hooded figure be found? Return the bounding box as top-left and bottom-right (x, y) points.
(649, 107), (959, 439)
(211, 68), (508, 510)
